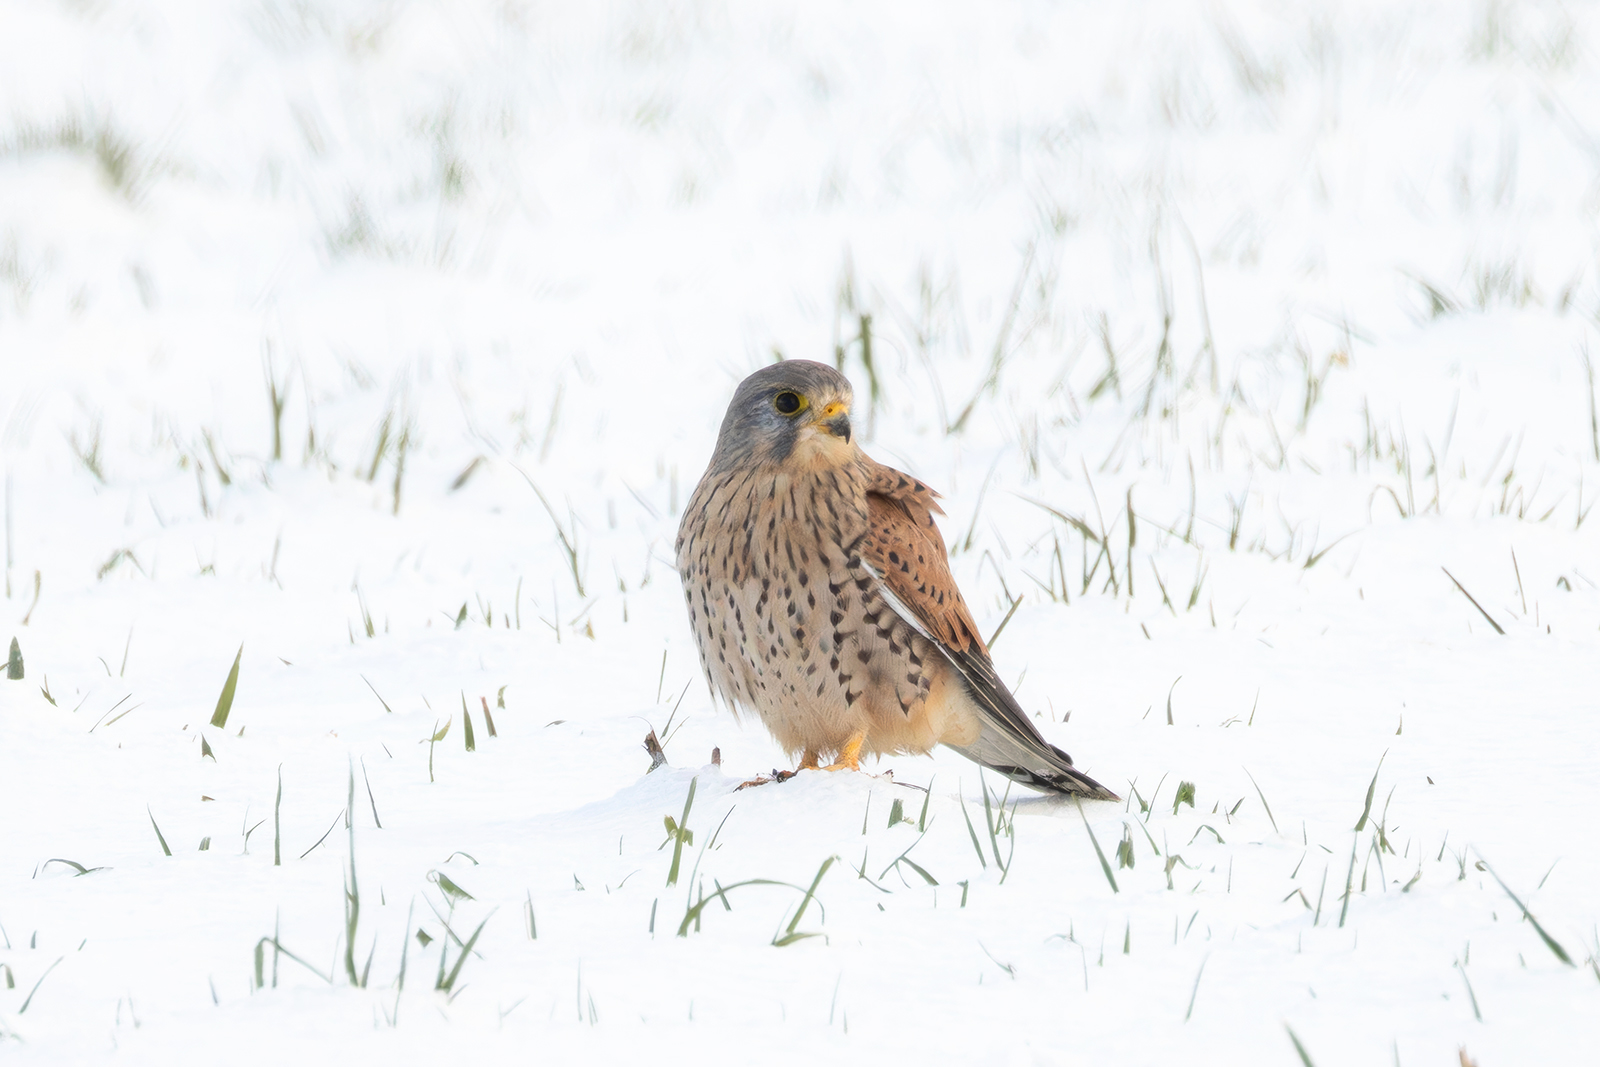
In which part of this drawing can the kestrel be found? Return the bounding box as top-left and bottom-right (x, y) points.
(676, 360), (1115, 799)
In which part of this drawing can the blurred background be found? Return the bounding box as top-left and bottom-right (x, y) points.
(3, 1), (1597, 657)
(2, 3), (1598, 1063)
(3, 0), (1597, 698)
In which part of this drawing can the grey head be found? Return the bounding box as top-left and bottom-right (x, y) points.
(709, 360), (855, 468)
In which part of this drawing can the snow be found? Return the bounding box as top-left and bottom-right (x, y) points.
(1, 0), (1598, 1063)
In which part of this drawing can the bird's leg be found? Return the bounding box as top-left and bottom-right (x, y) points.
(823, 731), (865, 772)
(771, 749), (821, 783)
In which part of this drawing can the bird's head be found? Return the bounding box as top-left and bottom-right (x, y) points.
(709, 360), (857, 470)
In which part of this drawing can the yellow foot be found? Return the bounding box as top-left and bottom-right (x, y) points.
(736, 741), (861, 787)
(823, 731), (866, 772)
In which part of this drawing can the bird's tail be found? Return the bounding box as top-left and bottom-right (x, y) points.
(928, 640), (1117, 799)
(948, 724), (1118, 801)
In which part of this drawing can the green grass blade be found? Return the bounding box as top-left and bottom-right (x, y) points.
(1183, 955), (1207, 1021)
(148, 806), (171, 856)
(429, 871), (476, 903)
(18, 956), (63, 1013)
(1338, 833), (1358, 927)
(771, 931), (823, 947)
(957, 788), (988, 869)
(343, 764), (360, 987)
(209, 644), (243, 728)
(273, 764), (283, 866)
(1353, 750), (1387, 831)
(666, 777), (697, 887)
(361, 675), (393, 713)
(1285, 1024), (1318, 1066)
(784, 855), (837, 938)
(877, 830), (935, 883)
(440, 915), (491, 992)
(674, 878), (796, 937)
(1075, 798), (1118, 893)
(255, 937), (331, 985)
(1242, 766), (1279, 834)
(1476, 854), (1574, 965)
(897, 856), (939, 886)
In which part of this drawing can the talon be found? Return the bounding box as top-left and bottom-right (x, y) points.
(736, 768), (800, 790)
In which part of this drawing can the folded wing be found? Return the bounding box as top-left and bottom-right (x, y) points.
(856, 461), (1118, 799)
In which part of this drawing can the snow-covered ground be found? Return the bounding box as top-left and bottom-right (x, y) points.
(2, 1), (1598, 1062)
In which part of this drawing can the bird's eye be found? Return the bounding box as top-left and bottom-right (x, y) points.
(772, 391), (806, 416)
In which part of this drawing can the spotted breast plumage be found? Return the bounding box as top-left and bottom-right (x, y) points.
(675, 359), (1115, 798)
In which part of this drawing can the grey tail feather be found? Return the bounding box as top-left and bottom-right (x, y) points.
(947, 731), (1118, 801)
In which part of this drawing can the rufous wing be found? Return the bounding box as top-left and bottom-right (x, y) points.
(859, 460), (1117, 799)
(858, 462), (986, 657)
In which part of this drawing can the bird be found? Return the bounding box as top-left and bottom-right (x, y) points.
(675, 359), (1116, 799)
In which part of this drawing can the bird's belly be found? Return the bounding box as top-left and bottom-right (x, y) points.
(710, 563), (858, 756)
(714, 568), (973, 759)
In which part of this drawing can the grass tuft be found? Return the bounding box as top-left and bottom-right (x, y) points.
(773, 855), (838, 947)
(979, 774), (1019, 883)
(437, 916), (489, 993)
(670, 855), (836, 943)
(1116, 824), (1135, 869)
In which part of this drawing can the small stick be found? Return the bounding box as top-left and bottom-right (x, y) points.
(643, 730), (667, 772)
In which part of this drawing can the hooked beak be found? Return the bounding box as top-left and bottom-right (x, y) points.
(817, 401), (852, 443)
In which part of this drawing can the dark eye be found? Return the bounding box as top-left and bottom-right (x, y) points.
(773, 391), (804, 415)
